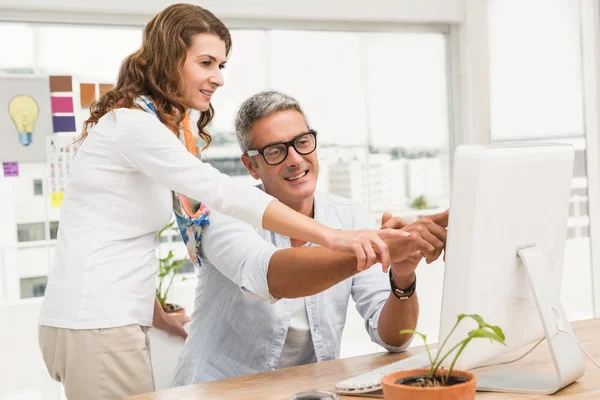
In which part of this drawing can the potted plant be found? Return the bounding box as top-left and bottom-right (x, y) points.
(156, 221), (188, 315)
(381, 314), (506, 400)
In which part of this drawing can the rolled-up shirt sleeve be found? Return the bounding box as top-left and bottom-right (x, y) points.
(199, 209), (280, 303)
(351, 265), (413, 352)
(349, 206), (413, 352)
(115, 110), (274, 228)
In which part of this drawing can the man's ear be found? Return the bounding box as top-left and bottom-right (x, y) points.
(241, 154), (261, 180)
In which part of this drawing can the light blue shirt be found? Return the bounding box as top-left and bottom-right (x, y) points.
(172, 191), (410, 385)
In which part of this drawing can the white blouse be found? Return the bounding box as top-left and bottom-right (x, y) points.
(39, 108), (274, 329)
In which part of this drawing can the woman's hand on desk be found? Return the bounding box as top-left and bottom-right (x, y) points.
(153, 311), (191, 340)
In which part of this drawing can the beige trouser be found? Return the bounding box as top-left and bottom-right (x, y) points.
(39, 324), (155, 400)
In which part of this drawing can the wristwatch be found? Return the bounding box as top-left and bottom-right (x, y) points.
(389, 269), (417, 300)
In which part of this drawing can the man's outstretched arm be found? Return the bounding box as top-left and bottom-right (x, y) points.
(267, 212), (446, 299)
(202, 209), (446, 302)
(376, 210), (448, 347)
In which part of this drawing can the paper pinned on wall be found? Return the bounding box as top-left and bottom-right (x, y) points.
(49, 76), (73, 92)
(46, 135), (77, 196)
(99, 83), (114, 97)
(50, 191), (65, 208)
(2, 161), (19, 177)
(80, 83), (96, 108)
(51, 96), (74, 113)
(52, 115), (77, 133)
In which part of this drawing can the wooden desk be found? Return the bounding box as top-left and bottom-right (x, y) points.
(129, 318), (600, 400)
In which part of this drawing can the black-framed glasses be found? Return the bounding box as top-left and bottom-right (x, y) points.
(245, 130), (317, 166)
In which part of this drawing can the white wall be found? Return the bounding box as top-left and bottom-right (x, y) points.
(0, 175), (19, 302)
(582, 0), (600, 316)
(16, 245), (55, 279)
(13, 163), (60, 223)
(0, 0), (463, 26)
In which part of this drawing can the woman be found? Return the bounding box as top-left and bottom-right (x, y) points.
(38, 4), (406, 399)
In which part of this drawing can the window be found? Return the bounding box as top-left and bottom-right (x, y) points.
(49, 221), (59, 240)
(38, 25), (142, 82)
(488, 0), (583, 140)
(20, 276), (48, 299)
(365, 32), (450, 213)
(17, 223), (45, 242)
(209, 30), (268, 137)
(488, 0), (592, 321)
(265, 29), (450, 214)
(269, 30), (367, 146)
(33, 179), (43, 196)
(208, 157), (249, 177)
(16, 222), (59, 241)
(176, 259), (196, 275)
(0, 23), (34, 72)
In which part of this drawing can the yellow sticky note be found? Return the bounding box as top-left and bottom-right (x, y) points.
(50, 191), (64, 208)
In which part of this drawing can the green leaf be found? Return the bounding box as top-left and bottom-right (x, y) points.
(484, 324), (505, 341)
(457, 314), (485, 328)
(432, 314), (506, 378)
(158, 220), (175, 237)
(400, 329), (426, 344)
(468, 328), (506, 345)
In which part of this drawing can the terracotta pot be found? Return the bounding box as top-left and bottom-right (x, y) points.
(163, 303), (185, 315)
(381, 368), (476, 400)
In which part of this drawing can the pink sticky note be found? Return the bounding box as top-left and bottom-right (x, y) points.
(51, 96), (74, 113)
(3, 161), (19, 177)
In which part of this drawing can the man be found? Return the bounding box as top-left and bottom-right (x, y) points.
(173, 91), (447, 385)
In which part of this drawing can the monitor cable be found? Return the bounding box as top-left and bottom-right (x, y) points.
(471, 329), (600, 371)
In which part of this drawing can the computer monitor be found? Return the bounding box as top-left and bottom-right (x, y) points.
(438, 143), (585, 394)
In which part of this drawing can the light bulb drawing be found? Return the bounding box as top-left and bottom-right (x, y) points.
(8, 95), (39, 146)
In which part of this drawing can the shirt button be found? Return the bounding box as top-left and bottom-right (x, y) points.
(268, 361), (275, 368)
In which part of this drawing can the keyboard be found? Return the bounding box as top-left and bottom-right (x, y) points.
(334, 351), (436, 395)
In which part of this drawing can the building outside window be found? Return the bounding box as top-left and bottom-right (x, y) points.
(33, 179), (43, 196)
(17, 223), (45, 242)
(49, 221), (59, 240)
(20, 276), (48, 299)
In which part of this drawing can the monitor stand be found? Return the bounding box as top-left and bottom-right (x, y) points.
(475, 244), (585, 394)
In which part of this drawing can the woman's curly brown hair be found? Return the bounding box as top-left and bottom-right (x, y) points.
(77, 3), (232, 150)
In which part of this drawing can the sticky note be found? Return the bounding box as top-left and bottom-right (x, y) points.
(99, 83), (114, 97)
(50, 191), (64, 207)
(80, 83), (96, 108)
(49, 76), (73, 92)
(52, 116), (77, 133)
(51, 96), (74, 113)
(3, 161), (18, 177)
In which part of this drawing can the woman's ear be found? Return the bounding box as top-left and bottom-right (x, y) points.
(241, 154), (261, 180)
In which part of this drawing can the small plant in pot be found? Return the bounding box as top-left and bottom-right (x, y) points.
(156, 221), (188, 315)
(381, 314), (506, 400)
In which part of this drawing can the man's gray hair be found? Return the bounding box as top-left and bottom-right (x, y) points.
(235, 90), (309, 153)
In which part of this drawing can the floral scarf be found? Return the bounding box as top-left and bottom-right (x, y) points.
(136, 96), (210, 268)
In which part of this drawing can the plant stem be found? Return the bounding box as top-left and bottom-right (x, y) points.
(424, 343), (434, 373)
(447, 339), (470, 379)
(430, 319), (460, 376)
(163, 261), (184, 306)
(432, 338), (469, 375)
(157, 278), (164, 306)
